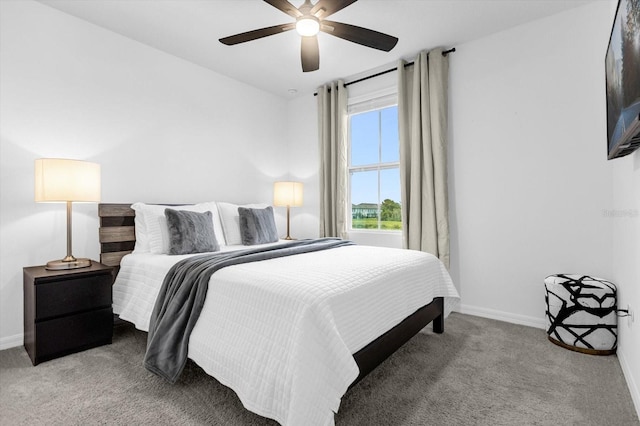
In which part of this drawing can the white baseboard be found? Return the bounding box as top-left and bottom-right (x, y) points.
(618, 348), (640, 419)
(456, 303), (547, 330)
(0, 333), (23, 351)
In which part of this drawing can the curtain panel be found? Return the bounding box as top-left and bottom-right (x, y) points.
(397, 48), (450, 268)
(317, 80), (348, 239)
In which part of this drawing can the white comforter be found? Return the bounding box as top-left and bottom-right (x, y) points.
(113, 243), (459, 426)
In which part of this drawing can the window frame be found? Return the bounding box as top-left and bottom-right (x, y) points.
(347, 92), (401, 233)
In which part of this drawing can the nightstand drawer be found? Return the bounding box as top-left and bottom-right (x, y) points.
(35, 274), (111, 320)
(33, 307), (113, 364)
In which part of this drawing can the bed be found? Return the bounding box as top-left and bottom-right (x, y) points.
(98, 202), (459, 426)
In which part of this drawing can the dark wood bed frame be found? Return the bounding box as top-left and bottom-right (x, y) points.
(98, 203), (444, 388)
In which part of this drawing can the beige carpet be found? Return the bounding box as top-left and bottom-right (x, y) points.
(0, 313), (637, 425)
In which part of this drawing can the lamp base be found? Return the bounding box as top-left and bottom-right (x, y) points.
(45, 258), (92, 271)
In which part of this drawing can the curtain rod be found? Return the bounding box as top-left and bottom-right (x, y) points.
(313, 47), (455, 96)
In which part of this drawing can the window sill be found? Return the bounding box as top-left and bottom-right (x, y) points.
(348, 229), (402, 235)
(347, 229), (403, 249)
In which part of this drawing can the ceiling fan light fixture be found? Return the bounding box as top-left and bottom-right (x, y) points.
(296, 16), (320, 37)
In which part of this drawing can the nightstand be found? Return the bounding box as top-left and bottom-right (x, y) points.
(23, 262), (113, 365)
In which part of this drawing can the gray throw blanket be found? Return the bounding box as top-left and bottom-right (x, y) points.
(144, 238), (354, 383)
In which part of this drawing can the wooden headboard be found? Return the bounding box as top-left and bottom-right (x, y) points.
(98, 203), (135, 274)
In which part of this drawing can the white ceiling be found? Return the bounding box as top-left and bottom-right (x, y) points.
(38, 0), (597, 98)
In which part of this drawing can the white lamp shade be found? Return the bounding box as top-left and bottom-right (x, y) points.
(273, 181), (303, 207)
(35, 158), (101, 202)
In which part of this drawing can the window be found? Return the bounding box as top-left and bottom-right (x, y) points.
(348, 98), (401, 231)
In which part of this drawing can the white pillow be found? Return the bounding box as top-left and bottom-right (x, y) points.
(131, 202), (226, 254)
(217, 202), (269, 245)
(131, 202), (150, 253)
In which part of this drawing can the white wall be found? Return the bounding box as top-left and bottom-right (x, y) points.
(285, 94), (320, 240)
(0, 0), (288, 348)
(611, 150), (640, 412)
(449, 1), (614, 327)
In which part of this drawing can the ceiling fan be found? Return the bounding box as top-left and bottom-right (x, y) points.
(219, 0), (399, 72)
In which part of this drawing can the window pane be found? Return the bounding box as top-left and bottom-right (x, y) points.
(380, 168), (402, 230)
(351, 170), (379, 229)
(350, 110), (379, 166)
(348, 101), (401, 232)
(381, 106), (399, 163)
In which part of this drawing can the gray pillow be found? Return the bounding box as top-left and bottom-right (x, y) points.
(164, 208), (219, 255)
(238, 206), (279, 245)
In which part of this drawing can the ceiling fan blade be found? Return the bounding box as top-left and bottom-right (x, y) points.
(301, 36), (319, 72)
(321, 20), (398, 52)
(219, 23), (295, 45)
(263, 0), (302, 18)
(311, 0), (358, 19)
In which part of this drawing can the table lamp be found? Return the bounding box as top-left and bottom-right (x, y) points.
(35, 158), (101, 270)
(273, 181), (303, 240)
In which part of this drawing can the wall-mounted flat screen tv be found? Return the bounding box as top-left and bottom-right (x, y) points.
(605, 0), (640, 160)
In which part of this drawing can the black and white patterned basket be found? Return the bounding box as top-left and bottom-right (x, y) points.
(544, 274), (617, 355)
